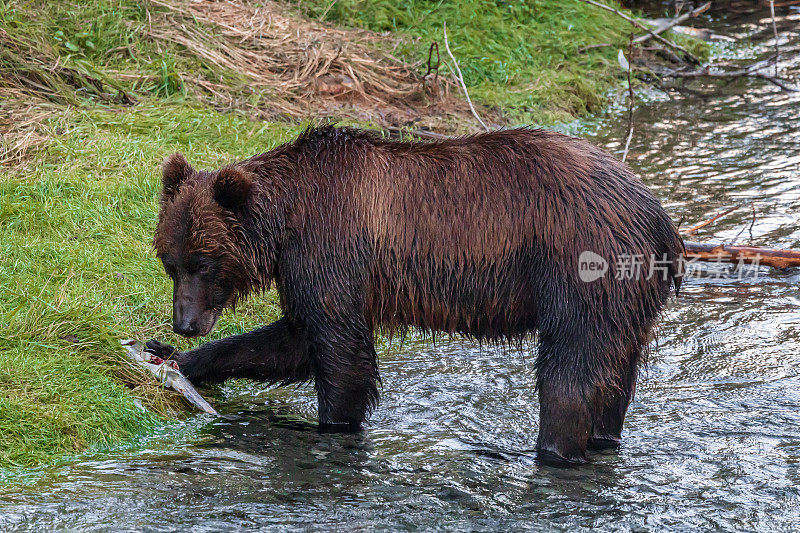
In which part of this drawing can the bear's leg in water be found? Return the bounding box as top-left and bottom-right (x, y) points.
(306, 312), (380, 431)
(277, 236), (381, 431)
(535, 331), (594, 465)
(589, 350), (639, 449)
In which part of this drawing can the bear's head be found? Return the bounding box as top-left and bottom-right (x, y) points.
(153, 153), (257, 337)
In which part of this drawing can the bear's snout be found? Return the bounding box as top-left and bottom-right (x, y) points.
(173, 292), (218, 338)
(172, 315), (200, 337)
(172, 310), (217, 337)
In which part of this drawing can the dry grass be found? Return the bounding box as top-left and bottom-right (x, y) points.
(0, 27), (71, 168)
(144, 0), (483, 127)
(0, 0), (496, 169)
(0, 95), (56, 168)
(0, 25), (134, 104)
(0, 23), (124, 169)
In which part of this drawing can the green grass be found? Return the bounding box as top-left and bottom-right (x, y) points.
(0, 99), (302, 469)
(295, 0), (637, 123)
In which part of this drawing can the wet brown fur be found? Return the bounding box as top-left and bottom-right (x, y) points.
(152, 126), (683, 463)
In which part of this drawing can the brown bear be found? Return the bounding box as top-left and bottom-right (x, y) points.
(147, 126), (683, 465)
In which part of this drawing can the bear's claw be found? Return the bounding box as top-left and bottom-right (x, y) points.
(144, 339), (181, 367)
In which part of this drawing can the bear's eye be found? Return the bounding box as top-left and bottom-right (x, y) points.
(185, 256), (210, 275)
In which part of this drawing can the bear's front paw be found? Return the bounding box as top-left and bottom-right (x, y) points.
(144, 339), (183, 365)
(145, 339), (206, 383)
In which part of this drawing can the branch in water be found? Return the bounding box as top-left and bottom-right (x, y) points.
(664, 66), (798, 92)
(680, 206), (800, 270)
(681, 206), (740, 236)
(633, 2), (712, 45)
(621, 36), (635, 163)
(576, 0), (703, 64)
(769, 0), (780, 77)
(683, 241), (800, 270)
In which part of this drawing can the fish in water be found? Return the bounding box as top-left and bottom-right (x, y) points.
(120, 340), (218, 415)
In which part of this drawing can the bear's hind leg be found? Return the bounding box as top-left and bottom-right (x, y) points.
(536, 370), (593, 465)
(589, 353), (639, 450)
(534, 326), (623, 465)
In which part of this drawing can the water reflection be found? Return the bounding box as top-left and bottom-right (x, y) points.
(2, 3), (800, 531)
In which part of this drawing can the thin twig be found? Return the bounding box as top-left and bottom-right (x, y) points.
(770, 0), (780, 77)
(443, 22), (489, 132)
(730, 202), (757, 244)
(577, 0), (702, 64)
(633, 2), (711, 45)
(681, 205), (740, 235)
(738, 52), (782, 74)
(424, 42), (440, 85)
(621, 35), (635, 162)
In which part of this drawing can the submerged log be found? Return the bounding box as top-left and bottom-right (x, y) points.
(683, 240), (800, 269)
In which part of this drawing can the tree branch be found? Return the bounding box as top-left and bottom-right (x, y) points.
(633, 2), (711, 45)
(664, 67), (798, 92)
(576, 0), (703, 64)
(769, 0), (780, 77)
(681, 205), (739, 235)
(683, 241), (800, 269)
(442, 22), (489, 132)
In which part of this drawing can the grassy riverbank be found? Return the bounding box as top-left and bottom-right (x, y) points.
(0, 0), (698, 470)
(0, 101), (294, 468)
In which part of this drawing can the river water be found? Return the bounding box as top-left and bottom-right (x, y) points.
(2, 3), (799, 531)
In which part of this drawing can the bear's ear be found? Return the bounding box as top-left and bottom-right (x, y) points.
(213, 167), (254, 211)
(161, 153), (193, 200)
